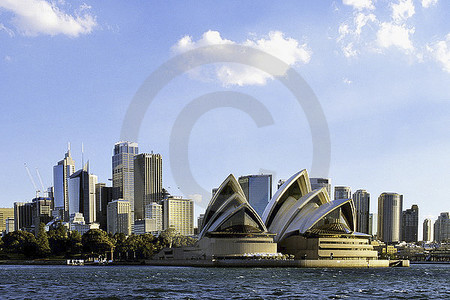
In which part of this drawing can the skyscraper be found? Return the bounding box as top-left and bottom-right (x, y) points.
(238, 174), (272, 217)
(53, 146), (75, 221)
(401, 204), (419, 242)
(434, 212), (450, 242)
(334, 186), (351, 200)
(68, 164), (97, 224)
(162, 196), (194, 236)
(95, 183), (116, 230)
(134, 153), (163, 220)
(377, 192), (403, 243)
(353, 189), (370, 234)
(107, 199), (131, 235)
(310, 178), (331, 197)
(423, 218), (432, 242)
(112, 141), (138, 219)
(0, 208), (14, 233)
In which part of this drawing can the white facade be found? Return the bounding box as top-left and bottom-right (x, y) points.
(145, 202), (163, 232)
(107, 200), (131, 235)
(162, 197), (194, 236)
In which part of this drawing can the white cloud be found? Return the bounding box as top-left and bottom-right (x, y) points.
(427, 34), (450, 73)
(342, 0), (375, 11)
(4, 55), (12, 62)
(342, 42), (358, 57)
(0, 0), (97, 37)
(391, 0), (415, 23)
(354, 12), (377, 35)
(376, 22), (415, 51)
(173, 30), (312, 86)
(421, 0), (438, 8)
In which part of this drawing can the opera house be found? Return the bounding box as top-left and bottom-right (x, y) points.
(196, 169), (384, 263)
(156, 169), (395, 267)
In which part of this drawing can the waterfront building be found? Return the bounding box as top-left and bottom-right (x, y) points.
(134, 153), (163, 220)
(423, 218), (432, 242)
(238, 174), (272, 217)
(353, 189), (370, 234)
(334, 186), (351, 200)
(68, 165), (97, 223)
(14, 202), (33, 231)
(310, 178), (331, 197)
(95, 184), (116, 231)
(434, 212), (450, 242)
(0, 208), (14, 233)
(107, 200), (131, 235)
(378, 193), (403, 243)
(198, 174), (277, 258)
(162, 196), (194, 236)
(402, 205), (419, 242)
(144, 202), (163, 232)
(5, 217), (14, 233)
(112, 141), (138, 220)
(53, 146), (75, 221)
(263, 170), (378, 261)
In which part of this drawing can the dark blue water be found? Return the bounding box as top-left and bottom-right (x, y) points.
(0, 264), (449, 299)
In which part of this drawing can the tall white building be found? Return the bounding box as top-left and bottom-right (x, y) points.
(107, 200), (131, 235)
(53, 146), (75, 221)
(134, 153), (163, 220)
(68, 164), (97, 224)
(145, 202), (163, 232)
(378, 193), (403, 243)
(423, 218), (432, 242)
(112, 141), (138, 220)
(353, 189), (370, 234)
(162, 196), (194, 236)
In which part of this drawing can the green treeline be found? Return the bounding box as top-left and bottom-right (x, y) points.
(0, 223), (196, 260)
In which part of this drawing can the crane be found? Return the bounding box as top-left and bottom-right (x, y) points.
(36, 168), (48, 197)
(24, 163), (40, 198)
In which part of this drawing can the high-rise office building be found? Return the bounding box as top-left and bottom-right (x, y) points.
(31, 197), (54, 231)
(14, 202), (33, 232)
(334, 186), (351, 200)
(0, 208), (14, 233)
(353, 189), (370, 234)
(53, 146), (75, 221)
(5, 218), (14, 233)
(145, 202), (163, 232)
(107, 200), (131, 235)
(162, 196), (194, 236)
(134, 153), (163, 220)
(238, 174), (272, 217)
(401, 204), (419, 242)
(368, 213), (374, 236)
(68, 165), (97, 224)
(112, 141), (138, 219)
(434, 212), (450, 242)
(197, 214), (205, 232)
(423, 218), (432, 242)
(377, 192), (403, 243)
(95, 183), (116, 230)
(310, 178), (331, 197)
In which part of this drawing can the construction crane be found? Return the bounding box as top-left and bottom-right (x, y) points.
(36, 168), (48, 197)
(24, 163), (40, 198)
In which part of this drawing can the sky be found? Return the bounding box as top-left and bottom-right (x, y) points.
(1, 0), (449, 238)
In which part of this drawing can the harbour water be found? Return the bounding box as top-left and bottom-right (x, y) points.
(0, 264), (449, 299)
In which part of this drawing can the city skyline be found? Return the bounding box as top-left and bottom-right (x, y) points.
(1, 1), (449, 230)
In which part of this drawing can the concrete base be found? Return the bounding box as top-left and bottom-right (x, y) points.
(145, 259), (399, 268)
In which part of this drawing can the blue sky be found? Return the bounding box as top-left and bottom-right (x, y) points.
(1, 0), (449, 236)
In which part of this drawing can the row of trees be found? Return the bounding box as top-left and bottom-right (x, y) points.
(0, 223), (197, 260)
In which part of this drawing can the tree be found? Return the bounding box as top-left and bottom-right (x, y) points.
(82, 229), (114, 257)
(2, 230), (38, 257)
(48, 221), (69, 255)
(160, 228), (178, 248)
(68, 230), (83, 256)
(36, 223), (51, 257)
